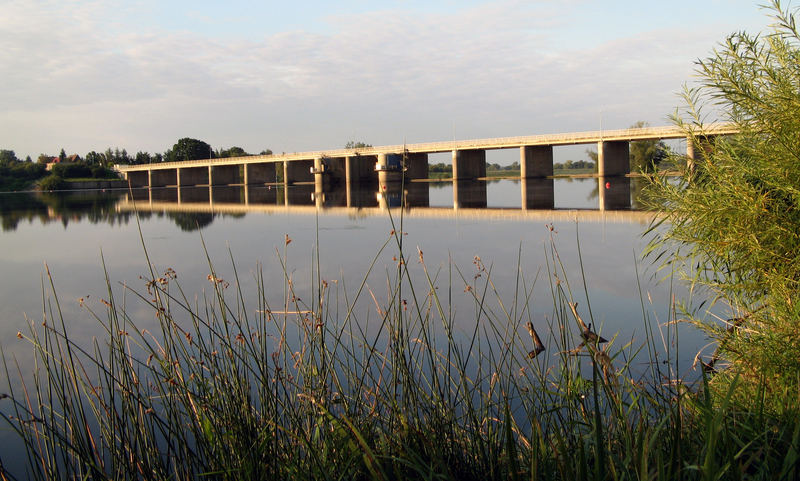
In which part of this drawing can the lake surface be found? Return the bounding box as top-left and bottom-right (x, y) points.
(0, 177), (708, 473)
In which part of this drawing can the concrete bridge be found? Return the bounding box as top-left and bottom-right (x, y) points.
(114, 123), (737, 189)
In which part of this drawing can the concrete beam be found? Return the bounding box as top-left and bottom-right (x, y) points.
(452, 149), (486, 180)
(597, 140), (630, 176)
(520, 145), (553, 178)
(521, 178), (554, 210)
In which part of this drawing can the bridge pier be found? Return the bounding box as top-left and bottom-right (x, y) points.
(375, 153), (404, 183)
(178, 166), (209, 186)
(209, 165), (241, 186)
(597, 141), (630, 176)
(686, 134), (718, 171)
(150, 169), (177, 187)
(452, 149), (486, 180)
(405, 153), (428, 180)
(520, 146), (553, 178)
(284, 159), (314, 184)
(521, 178), (555, 209)
(245, 163), (276, 185)
(345, 155), (376, 185)
(126, 171), (149, 188)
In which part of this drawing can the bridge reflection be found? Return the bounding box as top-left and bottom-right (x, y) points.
(119, 178), (654, 224)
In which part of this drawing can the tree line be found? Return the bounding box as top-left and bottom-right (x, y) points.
(0, 138), (274, 191)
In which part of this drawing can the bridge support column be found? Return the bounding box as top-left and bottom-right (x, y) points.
(598, 177), (631, 210)
(244, 163), (275, 185)
(150, 169), (177, 187)
(686, 135), (717, 171)
(452, 149), (486, 180)
(285, 159), (314, 184)
(521, 178), (554, 210)
(597, 141), (630, 176)
(376, 153), (404, 184)
(520, 146), (553, 178)
(178, 166), (209, 186)
(126, 171), (149, 188)
(346, 155), (377, 185)
(405, 153), (428, 180)
(209, 165), (241, 186)
(453, 180), (487, 208)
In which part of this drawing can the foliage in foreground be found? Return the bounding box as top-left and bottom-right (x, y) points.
(645, 0), (800, 411)
(1, 221), (798, 480)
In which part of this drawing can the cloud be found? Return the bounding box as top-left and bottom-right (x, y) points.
(0, 0), (742, 157)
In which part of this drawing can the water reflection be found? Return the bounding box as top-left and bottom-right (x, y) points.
(453, 180), (487, 208)
(0, 177), (654, 233)
(522, 178), (555, 210)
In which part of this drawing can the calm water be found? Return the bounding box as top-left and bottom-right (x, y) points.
(0, 177), (706, 473)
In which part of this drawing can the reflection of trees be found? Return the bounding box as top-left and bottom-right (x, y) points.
(0, 191), (133, 232)
(168, 212), (215, 231)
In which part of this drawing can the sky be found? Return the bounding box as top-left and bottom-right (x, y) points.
(0, 0), (775, 162)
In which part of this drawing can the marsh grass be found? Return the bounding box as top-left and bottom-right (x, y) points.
(0, 200), (798, 479)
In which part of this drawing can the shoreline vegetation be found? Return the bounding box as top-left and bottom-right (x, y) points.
(2, 1), (800, 478)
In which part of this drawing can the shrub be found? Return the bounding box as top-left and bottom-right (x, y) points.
(646, 0), (800, 412)
(38, 174), (66, 191)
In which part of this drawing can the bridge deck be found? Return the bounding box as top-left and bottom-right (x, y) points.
(116, 123), (737, 173)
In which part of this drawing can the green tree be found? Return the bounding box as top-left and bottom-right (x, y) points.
(37, 154), (51, 164)
(217, 146), (248, 158)
(0, 150), (18, 166)
(628, 121), (669, 172)
(345, 141), (372, 149)
(85, 151), (105, 165)
(166, 138), (213, 162)
(134, 151), (152, 164)
(259, 149), (273, 156)
(647, 0), (800, 411)
(58, 149), (67, 163)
